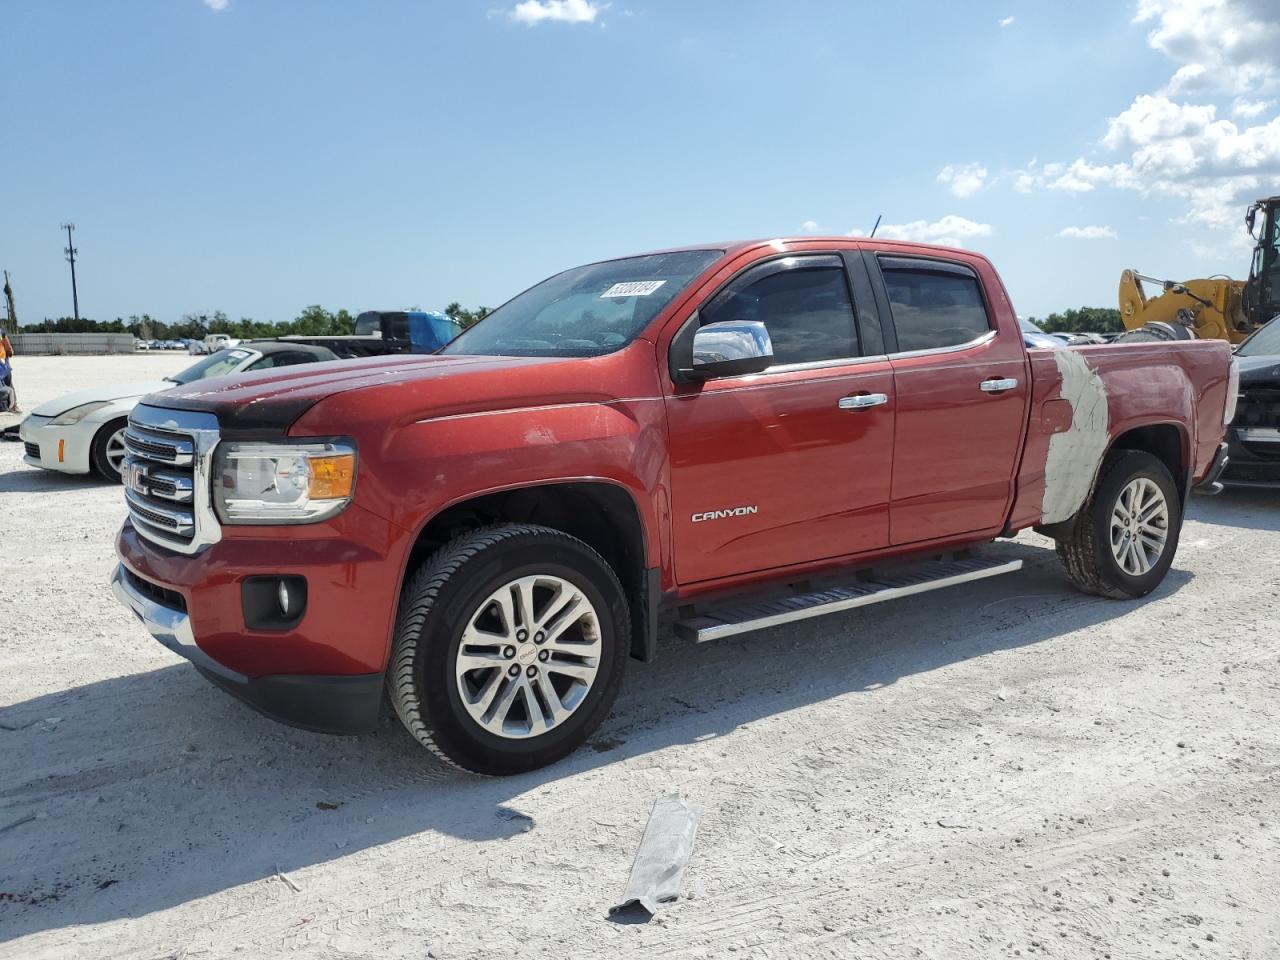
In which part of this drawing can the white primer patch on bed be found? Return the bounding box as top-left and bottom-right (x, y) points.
(1041, 350), (1110, 524)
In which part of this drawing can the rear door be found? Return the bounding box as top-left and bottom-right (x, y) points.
(665, 253), (896, 583)
(869, 254), (1029, 545)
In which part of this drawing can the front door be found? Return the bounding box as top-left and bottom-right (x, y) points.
(665, 254), (896, 584)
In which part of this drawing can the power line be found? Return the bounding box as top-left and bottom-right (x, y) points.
(61, 222), (80, 322)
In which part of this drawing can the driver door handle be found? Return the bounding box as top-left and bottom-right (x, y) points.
(980, 377), (1018, 393)
(838, 393), (889, 410)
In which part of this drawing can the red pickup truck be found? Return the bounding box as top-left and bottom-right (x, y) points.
(112, 239), (1236, 773)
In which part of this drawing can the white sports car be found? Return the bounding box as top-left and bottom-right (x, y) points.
(20, 341), (339, 481)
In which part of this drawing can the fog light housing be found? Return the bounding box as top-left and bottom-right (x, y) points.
(242, 575), (307, 631)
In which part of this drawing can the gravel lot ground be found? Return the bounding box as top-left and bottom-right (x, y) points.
(1, 355), (1277, 960)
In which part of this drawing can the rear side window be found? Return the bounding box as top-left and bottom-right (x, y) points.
(701, 258), (858, 365)
(880, 258), (991, 353)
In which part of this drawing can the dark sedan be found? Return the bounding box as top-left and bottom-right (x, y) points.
(1224, 321), (1280, 486)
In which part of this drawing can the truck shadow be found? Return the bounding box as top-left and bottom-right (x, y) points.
(0, 538), (1193, 944)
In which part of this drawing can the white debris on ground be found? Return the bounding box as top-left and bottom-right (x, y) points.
(1, 355), (1277, 959)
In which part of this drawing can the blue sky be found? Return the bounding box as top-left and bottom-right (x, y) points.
(4, 0), (1278, 324)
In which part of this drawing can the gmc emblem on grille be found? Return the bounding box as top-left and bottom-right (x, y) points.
(124, 462), (149, 496)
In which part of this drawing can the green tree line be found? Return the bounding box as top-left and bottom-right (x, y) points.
(1026, 306), (1124, 334)
(19, 303), (491, 339)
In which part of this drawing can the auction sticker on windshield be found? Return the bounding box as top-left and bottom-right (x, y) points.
(601, 280), (667, 298)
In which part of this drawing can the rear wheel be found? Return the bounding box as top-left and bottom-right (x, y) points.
(1056, 450), (1182, 598)
(389, 524), (628, 774)
(90, 418), (129, 482)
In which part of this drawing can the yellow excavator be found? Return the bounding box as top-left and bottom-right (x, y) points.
(1117, 195), (1280, 342)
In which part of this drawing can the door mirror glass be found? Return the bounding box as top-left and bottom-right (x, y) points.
(690, 320), (774, 378)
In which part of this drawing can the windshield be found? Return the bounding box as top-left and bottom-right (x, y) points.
(1237, 319), (1280, 357)
(1019, 318), (1045, 333)
(169, 348), (254, 384)
(441, 250), (724, 358)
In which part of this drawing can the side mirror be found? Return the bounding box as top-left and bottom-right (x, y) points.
(686, 320), (774, 380)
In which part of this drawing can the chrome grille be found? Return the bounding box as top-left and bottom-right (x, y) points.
(123, 405), (222, 555)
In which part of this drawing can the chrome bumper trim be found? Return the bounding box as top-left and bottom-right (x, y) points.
(110, 563), (246, 683)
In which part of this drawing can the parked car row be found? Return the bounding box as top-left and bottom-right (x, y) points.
(19, 310), (464, 482)
(21, 341), (341, 480)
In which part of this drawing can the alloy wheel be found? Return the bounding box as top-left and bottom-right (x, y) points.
(454, 574), (602, 739)
(1109, 477), (1169, 576)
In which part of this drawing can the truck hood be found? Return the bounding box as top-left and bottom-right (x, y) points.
(32, 380), (172, 418)
(147, 353), (572, 433)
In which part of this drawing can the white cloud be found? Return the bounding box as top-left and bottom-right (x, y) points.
(936, 163), (988, 198)
(1135, 0), (1280, 96)
(849, 215), (993, 248)
(999, 15), (1015, 27)
(508, 0), (602, 25)
(800, 220), (822, 233)
(1058, 225), (1119, 240)
(1233, 97), (1274, 118)
(1007, 2), (1280, 231)
(203, 0), (228, 10)
(1101, 94), (1216, 150)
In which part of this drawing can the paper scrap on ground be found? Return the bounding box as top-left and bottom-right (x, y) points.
(609, 793), (703, 921)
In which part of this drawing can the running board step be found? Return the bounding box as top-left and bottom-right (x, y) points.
(674, 556), (1023, 644)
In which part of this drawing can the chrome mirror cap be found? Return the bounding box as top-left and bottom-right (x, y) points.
(690, 320), (774, 378)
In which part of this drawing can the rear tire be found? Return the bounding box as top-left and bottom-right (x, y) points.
(90, 418), (129, 482)
(1114, 322), (1190, 343)
(1056, 450), (1182, 599)
(389, 524), (628, 775)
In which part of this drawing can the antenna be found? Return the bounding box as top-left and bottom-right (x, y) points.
(869, 214), (882, 239)
(61, 223), (80, 322)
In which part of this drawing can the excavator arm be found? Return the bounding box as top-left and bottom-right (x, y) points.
(1118, 270), (1249, 344)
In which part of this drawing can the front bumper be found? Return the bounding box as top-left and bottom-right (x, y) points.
(19, 414), (94, 474)
(112, 506), (408, 734)
(111, 562), (383, 734)
(1222, 426), (1280, 487)
(111, 562), (242, 681)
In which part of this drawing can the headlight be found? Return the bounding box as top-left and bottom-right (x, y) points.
(1224, 356), (1240, 425)
(213, 440), (356, 525)
(50, 401), (111, 425)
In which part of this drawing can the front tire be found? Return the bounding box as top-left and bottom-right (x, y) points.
(389, 524), (628, 774)
(1056, 450), (1182, 599)
(90, 419), (129, 482)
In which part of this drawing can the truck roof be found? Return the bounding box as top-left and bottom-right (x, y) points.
(616, 237), (986, 262)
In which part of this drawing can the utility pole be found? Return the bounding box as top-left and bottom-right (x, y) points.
(61, 222), (80, 322)
(3, 271), (16, 330)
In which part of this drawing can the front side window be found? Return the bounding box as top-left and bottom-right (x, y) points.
(700, 257), (858, 366)
(442, 250), (723, 358)
(880, 259), (991, 353)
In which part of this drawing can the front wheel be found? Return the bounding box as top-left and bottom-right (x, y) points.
(1056, 450), (1182, 599)
(389, 524), (629, 774)
(90, 419), (129, 482)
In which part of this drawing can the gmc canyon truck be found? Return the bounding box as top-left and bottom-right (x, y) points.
(111, 239), (1236, 774)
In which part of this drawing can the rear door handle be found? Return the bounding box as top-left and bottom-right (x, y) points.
(980, 377), (1018, 393)
(838, 393), (889, 410)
